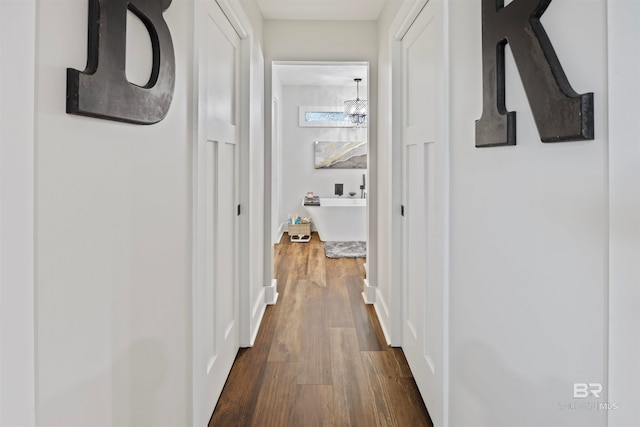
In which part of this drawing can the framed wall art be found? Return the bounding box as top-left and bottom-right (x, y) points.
(314, 141), (367, 169)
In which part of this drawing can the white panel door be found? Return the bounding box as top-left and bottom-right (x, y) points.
(193, 2), (240, 425)
(402, 1), (449, 426)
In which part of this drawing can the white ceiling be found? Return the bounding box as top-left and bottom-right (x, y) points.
(274, 63), (368, 87)
(256, 0), (386, 21)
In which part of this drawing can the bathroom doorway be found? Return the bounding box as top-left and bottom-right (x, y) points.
(268, 61), (371, 296)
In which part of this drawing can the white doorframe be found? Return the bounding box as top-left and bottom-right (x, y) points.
(607, 0), (640, 425)
(271, 95), (282, 244)
(384, 36), (404, 347)
(388, 0), (430, 347)
(265, 60), (371, 295)
(390, 1), (450, 425)
(217, 0), (273, 346)
(0, 1), (36, 425)
(191, 0), (256, 423)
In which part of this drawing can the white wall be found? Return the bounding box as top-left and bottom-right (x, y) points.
(608, 1), (640, 426)
(448, 0), (608, 426)
(0, 1), (36, 425)
(280, 85), (368, 229)
(35, 0), (192, 425)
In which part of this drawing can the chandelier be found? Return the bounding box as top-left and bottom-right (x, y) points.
(344, 78), (367, 126)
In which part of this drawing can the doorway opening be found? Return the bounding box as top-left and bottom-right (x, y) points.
(268, 61), (371, 295)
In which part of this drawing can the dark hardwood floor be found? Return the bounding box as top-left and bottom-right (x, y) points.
(209, 232), (432, 427)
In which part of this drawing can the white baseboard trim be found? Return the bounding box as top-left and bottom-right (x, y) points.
(374, 289), (392, 346)
(246, 279), (280, 346)
(249, 301), (266, 347)
(265, 279), (279, 305)
(274, 223), (286, 244)
(243, 288), (267, 348)
(252, 288), (266, 318)
(376, 288), (390, 318)
(362, 278), (376, 304)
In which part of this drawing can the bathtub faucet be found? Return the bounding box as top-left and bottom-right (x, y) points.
(360, 174), (366, 198)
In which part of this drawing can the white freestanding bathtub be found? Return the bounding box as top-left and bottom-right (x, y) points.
(302, 197), (366, 242)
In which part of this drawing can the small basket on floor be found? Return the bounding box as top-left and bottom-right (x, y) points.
(288, 223), (311, 243)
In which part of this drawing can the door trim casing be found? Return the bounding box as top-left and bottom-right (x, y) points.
(389, 1), (451, 426)
(191, 0), (257, 424)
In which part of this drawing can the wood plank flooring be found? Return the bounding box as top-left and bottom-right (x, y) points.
(209, 233), (432, 427)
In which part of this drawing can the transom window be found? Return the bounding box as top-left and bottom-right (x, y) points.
(299, 106), (353, 128)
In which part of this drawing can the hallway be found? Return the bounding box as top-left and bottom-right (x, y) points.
(4, 1), (638, 425)
(209, 233), (432, 426)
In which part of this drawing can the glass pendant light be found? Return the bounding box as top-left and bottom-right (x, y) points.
(344, 78), (367, 126)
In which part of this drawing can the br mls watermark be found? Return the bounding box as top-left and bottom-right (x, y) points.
(557, 383), (618, 411)
(574, 383), (602, 398)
